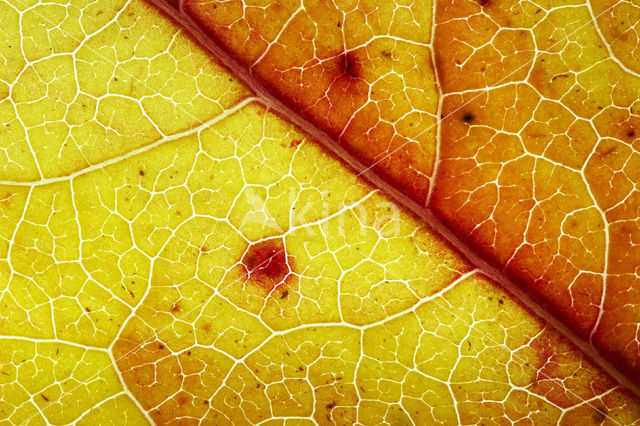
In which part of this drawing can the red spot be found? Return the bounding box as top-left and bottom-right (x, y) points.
(531, 334), (558, 379)
(592, 405), (608, 424)
(241, 238), (292, 293)
(289, 139), (302, 148)
(170, 301), (181, 313)
(176, 393), (189, 407)
(0, 192), (13, 205)
(336, 50), (363, 82)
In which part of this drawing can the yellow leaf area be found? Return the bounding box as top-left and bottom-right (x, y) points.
(162, 0), (640, 385)
(0, 1), (638, 426)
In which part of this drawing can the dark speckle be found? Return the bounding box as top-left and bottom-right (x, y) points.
(627, 129), (635, 138)
(139, 170), (144, 176)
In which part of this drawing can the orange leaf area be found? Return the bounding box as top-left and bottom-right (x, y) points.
(431, 0), (640, 382)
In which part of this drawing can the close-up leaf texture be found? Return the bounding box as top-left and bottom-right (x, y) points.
(1, 0), (640, 424)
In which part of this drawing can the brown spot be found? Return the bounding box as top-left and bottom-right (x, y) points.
(41, 394), (50, 402)
(241, 238), (293, 293)
(461, 112), (475, 123)
(139, 170), (145, 176)
(280, 290), (289, 299)
(170, 301), (181, 313)
(598, 145), (617, 157)
(592, 405), (608, 424)
(627, 129), (636, 138)
(200, 246), (209, 253)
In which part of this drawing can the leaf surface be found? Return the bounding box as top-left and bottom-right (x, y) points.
(0, 0), (639, 424)
(155, 0), (640, 386)
(431, 0), (640, 382)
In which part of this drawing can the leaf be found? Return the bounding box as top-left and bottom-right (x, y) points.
(169, 0), (439, 201)
(0, 0), (638, 425)
(158, 0), (640, 388)
(431, 0), (640, 383)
